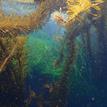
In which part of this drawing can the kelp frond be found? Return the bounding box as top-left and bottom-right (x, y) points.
(0, 36), (27, 73)
(0, 43), (17, 73)
(0, 0), (59, 36)
(0, 1), (48, 36)
(66, 0), (103, 23)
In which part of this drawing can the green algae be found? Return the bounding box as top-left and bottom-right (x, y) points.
(25, 31), (63, 77)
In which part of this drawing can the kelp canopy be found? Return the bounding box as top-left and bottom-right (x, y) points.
(0, 1), (49, 36)
(0, 0), (64, 73)
(0, 0), (63, 36)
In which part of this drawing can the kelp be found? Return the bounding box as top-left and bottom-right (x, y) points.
(0, 0), (66, 107)
(47, 0), (105, 107)
(0, 0), (58, 36)
(0, 36), (27, 73)
(0, 0), (66, 36)
(0, 0), (106, 107)
(0, 36), (27, 107)
(0, 0), (64, 73)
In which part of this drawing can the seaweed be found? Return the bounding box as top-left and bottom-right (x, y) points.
(0, 0), (107, 107)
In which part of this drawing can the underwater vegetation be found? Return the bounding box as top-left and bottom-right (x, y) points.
(0, 0), (107, 107)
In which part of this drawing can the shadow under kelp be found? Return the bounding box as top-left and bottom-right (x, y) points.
(0, 36), (27, 107)
(24, 64), (61, 107)
(0, 68), (24, 107)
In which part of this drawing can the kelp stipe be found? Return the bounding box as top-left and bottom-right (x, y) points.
(47, 0), (105, 107)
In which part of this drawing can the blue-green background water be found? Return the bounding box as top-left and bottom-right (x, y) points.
(0, 1), (107, 107)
